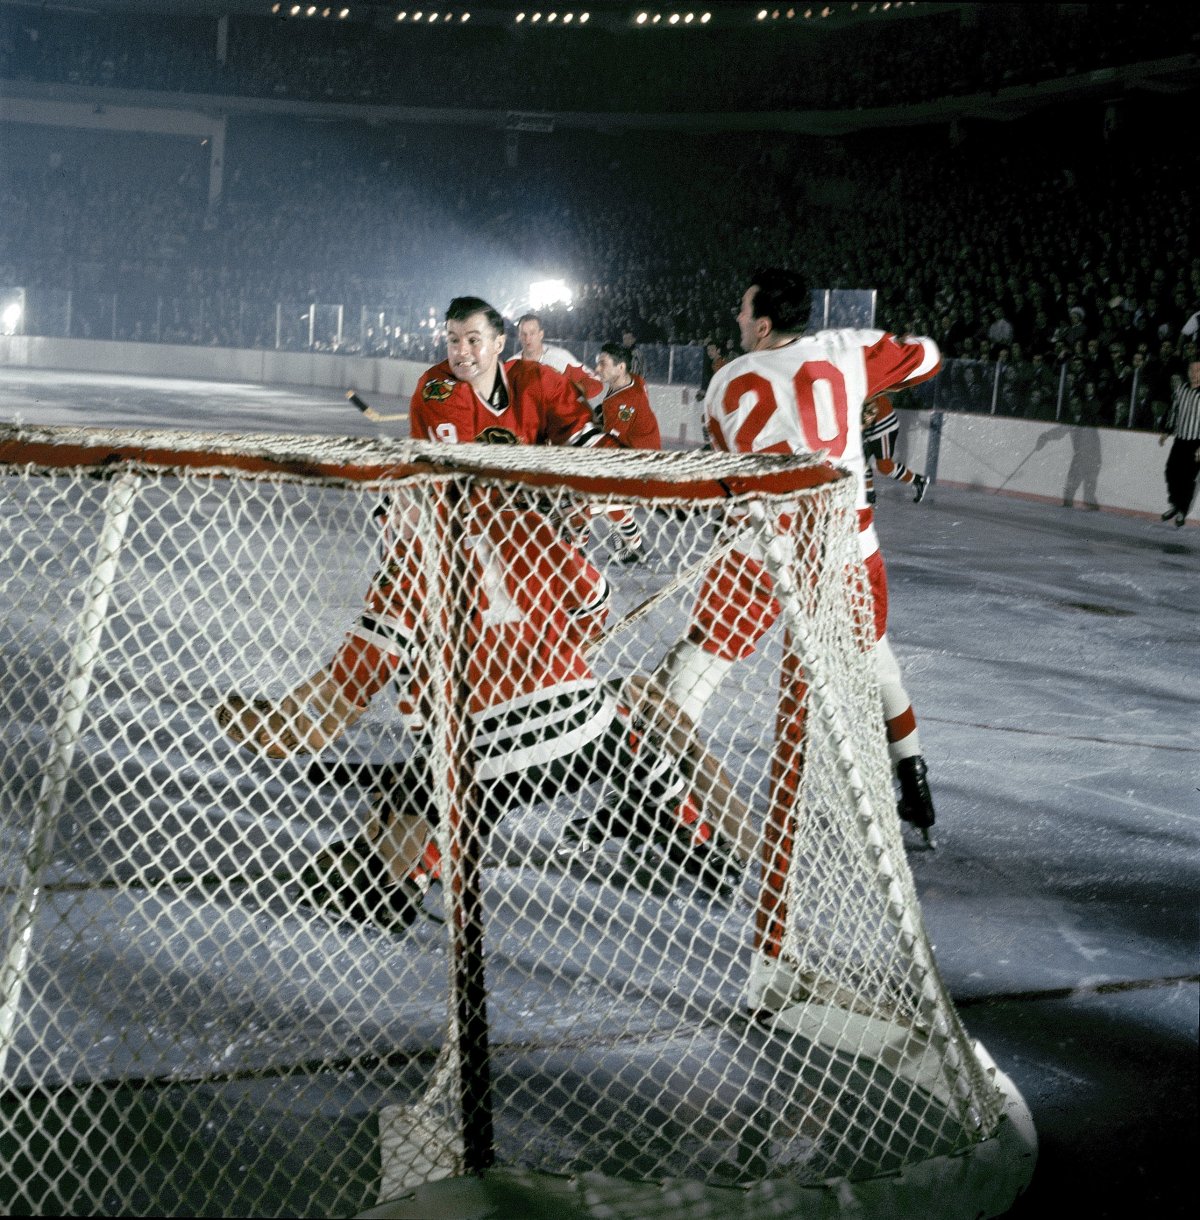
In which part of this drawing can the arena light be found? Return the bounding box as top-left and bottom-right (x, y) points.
(636, 10), (647, 21)
(529, 279), (572, 310)
(515, 10), (524, 19)
(579, 10), (588, 19)
(669, 12), (679, 22)
(700, 10), (710, 20)
(757, 8), (767, 18)
(563, 11), (573, 22)
(0, 301), (21, 336)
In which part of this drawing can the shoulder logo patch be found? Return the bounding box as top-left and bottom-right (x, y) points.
(423, 379), (454, 402)
(617, 403), (635, 422)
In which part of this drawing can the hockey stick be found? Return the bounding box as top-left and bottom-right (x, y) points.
(347, 390), (407, 423)
(583, 523), (747, 660)
(7, 864), (449, 930)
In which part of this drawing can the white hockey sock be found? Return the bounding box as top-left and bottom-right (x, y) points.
(887, 729), (922, 765)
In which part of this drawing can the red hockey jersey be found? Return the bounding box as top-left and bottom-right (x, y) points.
(599, 375), (662, 449)
(411, 358), (608, 448)
(516, 343), (605, 405)
(328, 499), (614, 780)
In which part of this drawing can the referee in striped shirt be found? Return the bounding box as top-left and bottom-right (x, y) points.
(1161, 359), (1200, 527)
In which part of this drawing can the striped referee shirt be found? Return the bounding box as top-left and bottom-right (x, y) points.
(1168, 379), (1200, 440)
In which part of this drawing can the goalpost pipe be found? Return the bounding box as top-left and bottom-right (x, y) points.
(0, 472), (139, 1077)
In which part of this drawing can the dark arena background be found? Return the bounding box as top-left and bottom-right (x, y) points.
(0, 3), (1197, 1219)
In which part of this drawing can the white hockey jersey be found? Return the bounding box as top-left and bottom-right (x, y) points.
(515, 344), (604, 404)
(703, 329), (941, 559)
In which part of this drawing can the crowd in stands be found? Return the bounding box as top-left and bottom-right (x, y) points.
(0, 4), (1196, 429)
(1, 3), (1197, 115)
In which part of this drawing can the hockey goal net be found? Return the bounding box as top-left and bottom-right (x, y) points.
(0, 424), (1034, 1218)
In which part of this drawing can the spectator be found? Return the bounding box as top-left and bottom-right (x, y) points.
(620, 329), (645, 379)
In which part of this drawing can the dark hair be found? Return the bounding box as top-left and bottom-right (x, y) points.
(600, 341), (633, 371)
(748, 267), (812, 334)
(517, 313), (543, 328)
(446, 296), (505, 338)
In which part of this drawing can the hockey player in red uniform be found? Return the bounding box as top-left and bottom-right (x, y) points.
(862, 393), (929, 504)
(411, 297), (612, 449)
(595, 343), (662, 450)
(216, 486), (745, 930)
(582, 341), (664, 565)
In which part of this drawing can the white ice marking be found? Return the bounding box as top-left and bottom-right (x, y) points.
(1056, 920), (1108, 963)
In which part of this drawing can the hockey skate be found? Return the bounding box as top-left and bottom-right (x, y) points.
(895, 755), (936, 848)
(555, 814), (612, 861)
(616, 541), (647, 566)
(297, 836), (424, 932)
(912, 475), (929, 504)
(620, 794), (743, 900)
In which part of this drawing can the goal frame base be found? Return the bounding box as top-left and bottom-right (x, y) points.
(364, 1042), (1036, 1220)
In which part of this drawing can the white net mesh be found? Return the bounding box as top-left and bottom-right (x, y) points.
(0, 426), (1027, 1217)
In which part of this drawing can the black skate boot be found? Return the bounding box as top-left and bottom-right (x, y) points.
(298, 836), (423, 932)
(621, 793), (743, 901)
(895, 755), (936, 848)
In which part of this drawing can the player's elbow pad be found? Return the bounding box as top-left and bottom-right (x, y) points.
(653, 639), (736, 726)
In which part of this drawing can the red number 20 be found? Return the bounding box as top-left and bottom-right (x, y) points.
(721, 361), (849, 458)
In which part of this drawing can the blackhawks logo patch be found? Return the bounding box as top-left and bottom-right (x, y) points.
(477, 426), (520, 446)
(422, 379), (454, 402)
(617, 403), (635, 422)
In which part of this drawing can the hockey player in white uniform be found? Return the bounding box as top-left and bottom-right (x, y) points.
(514, 313), (604, 405)
(641, 266), (943, 1014)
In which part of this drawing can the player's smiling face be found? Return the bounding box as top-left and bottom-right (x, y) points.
(446, 313), (505, 385)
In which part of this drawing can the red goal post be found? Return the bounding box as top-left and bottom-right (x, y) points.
(0, 424), (1034, 1219)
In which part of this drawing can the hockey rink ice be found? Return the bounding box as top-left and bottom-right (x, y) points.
(0, 368), (1196, 1219)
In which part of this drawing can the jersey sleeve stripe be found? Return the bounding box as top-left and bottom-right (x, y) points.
(567, 574), (610, 620)
(899, 336), (942, 382)
(353, 613), (416, 659)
